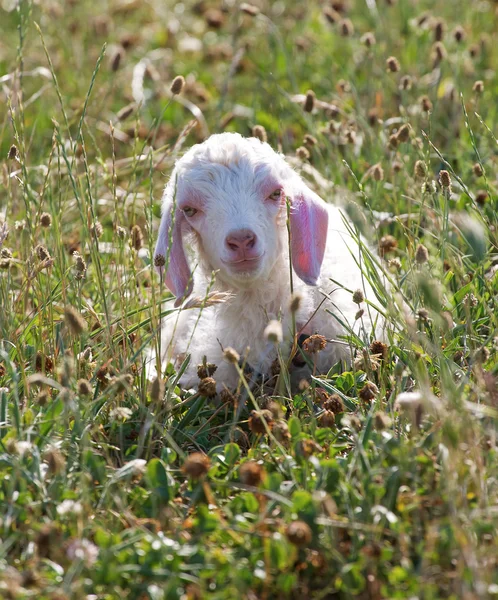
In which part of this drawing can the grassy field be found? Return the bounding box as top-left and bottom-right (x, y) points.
(1, 0), (498, 597)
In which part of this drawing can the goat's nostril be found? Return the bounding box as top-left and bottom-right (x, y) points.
(225, 229), (257, 253)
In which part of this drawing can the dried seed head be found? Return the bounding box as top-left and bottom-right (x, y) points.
(415, 243), (429, 264)
(273, 420), (290, 442)
(116, 226), (127, 239)
(264, 320), (283, 344)
(475, 190), (488, 206)
(420, 95), (433, 112)
(286, 521), (312, 547)
(92, 221), (103, 238)
(396, 124), (411, 143)
(150, 377), (164, 402)
(432, 18), (445, 42)
(197, 362), (217, 379)
(183, 452), (210, 479)
(170, 75), (185, 95)
(198, 377), (217, 398)
(469, 43), (480, 59)
(318, 410), (336, 428)
(64, 306), (87, 335)
(323, 394), (344, 414)
(73, 252), (87, 280)
(35, 245), (51, 261)
(8, 144), (19, 160)
(439, 169), (451, 188)
(432, 41), (447, 65)
(223, 347), (240, 364)
(370, 340), (388, 360)
(361, 32), (376, 47)
(339, 18), (354, 37)
(323, 6), (340, 24)
(205, 8), (225, 27)
(386, 56), (400, 72)
(130, 225), (143, 250)
(117, 103), (136, 121)
(302, 334), (327, 354)
(296, 438), (323, 458)
(77, 379), (92, 396)
(399, 75), (413, 90)
(154, 254), (166, 268)
(44, 447), (66, 475)
(304, 89), (315, 113)
(368, 108), (379, 127)
(453, 25), (465, 43)
(379, 235), (398, 255)
(303, 134), (317, 147)
(110, 48), (123, 72)
(359, 381), (378, 402)
(248, 409), (274, 434)
(296, 146), (310, 161)
(35, 351), (54, 373)
(374, 411), (392, 431)
(371, 163), (384, 181)
(239, 460), (264, 486)
(473, 80), (484, 94)
(392, 160), (403, 173)
(289, 292), (302, 314)
(252, 125), (267, 143)
(40, 213), (52, 228)
(240, 3), (260, 16)
(472, 163), (483, 177)
(387, 133), (399, 151)
(352, 289), (364, 304)
(414, 160), (427, 178)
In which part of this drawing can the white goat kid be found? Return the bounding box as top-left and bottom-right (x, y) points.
(154, 132), (379, 389)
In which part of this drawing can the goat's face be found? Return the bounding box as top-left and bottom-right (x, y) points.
(155, 133), (329, 305)
(177, 156), (286, 289)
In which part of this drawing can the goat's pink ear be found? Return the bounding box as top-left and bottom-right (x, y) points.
(289, 183), (329, 285)
(154, 184), (193, 307)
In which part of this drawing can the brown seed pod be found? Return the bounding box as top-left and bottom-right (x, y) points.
(386, 56), (400, 72)
(197, 362), (217, 380)
(170, 75), (185, 95)
(379, 235), (398, 256)
(359, 381), (378, 402)
(239, 460), (264, 486)
(252, 125), (267, 143)
(302, 334), (327, 354)
(198, 377), (217, 397)
(415, 243), (429, 264)
(318, 410), (336, 428)
(370, 340), (388, 360)
(248, 409), (274, 434)
(323, 394), (344, 414)
(286, 521), (312, 547)
(183, 452), (210, 479)
(304, 90), (315, 113)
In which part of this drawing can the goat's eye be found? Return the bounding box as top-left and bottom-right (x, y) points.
(268, 189), (282, 202)
(182, 206), (198, 218)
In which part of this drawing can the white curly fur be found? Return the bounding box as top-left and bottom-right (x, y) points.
(153, 133), (382, 389)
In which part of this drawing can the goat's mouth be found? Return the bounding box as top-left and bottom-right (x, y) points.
(222, 253), (265, 273)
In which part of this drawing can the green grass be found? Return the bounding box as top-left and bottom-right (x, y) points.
(1, 0), (498, 598)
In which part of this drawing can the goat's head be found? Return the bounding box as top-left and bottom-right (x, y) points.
(154, 133), (329, 305)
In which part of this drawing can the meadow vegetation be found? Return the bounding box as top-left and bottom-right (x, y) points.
(1, 0), (498, 597)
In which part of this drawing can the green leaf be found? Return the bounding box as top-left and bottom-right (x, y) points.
(146, 458), (172, 502)
(288, 416), (301, 438)
(224, 443), (241, 466)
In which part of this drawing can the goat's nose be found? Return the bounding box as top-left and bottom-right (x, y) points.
(225, 229), (257, 252)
